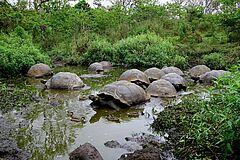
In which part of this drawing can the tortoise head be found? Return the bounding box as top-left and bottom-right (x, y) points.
(96, 70), (104, 74)
(40, 79), (47, 84)
(88, 95), (100, 102)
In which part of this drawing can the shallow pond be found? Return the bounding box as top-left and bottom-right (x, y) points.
(1, 66), (175, 160)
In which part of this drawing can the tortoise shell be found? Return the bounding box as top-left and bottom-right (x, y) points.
(189, 65), (211, 80)
(45, 72), (85, 90)
(161, 73), (186, 91)
(89, 62), (104, 72)
(119, 69), (150, 89)
(146, 79), (177, 98)
(199, 70), (229, 84)
(161, 66), (184, 76)
(97, 80), (150, 106)
(144, 67), (165, 82)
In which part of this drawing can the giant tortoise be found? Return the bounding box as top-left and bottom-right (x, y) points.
(89, 62), (104, 73)
(119, 69), (150, 89)
(146, 79), (177, 98)
(161, 73), (187, 91)
(27, 63), (52, 78)
(144, 67), (165, 82)
(99, 61), (112, 69)
(89, 80), (150, 110)
(189, 65), (211, 81)
(199, 70), (229, 84)
(161, 66), (184, 76)
(45, 72), (86, 90)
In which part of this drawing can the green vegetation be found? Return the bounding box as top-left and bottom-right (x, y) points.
(203, 52), (226, 69)
(1, 0), (240, 76)
(0, 27), (50, 77)
(152, 64), (240, 159)
(114, 34), (181, 67)
(0, 0), (240, 158)
(0, 81), (38, 112)
(80, 34), (188, 68)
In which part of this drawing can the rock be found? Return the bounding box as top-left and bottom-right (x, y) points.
(45, 72), (86, 90)
(0, 117), (31, 160)
(27, 63), (52, 78)
(118, 147), (162, 160)
(49, 100), (60, 107)
(125, 133), (165, 146)
(0, 137), (31, 160)
(119, 146), (176, 160)
(53, 60), (67, 67)
(189, 65), (211, 81)
(104, 140), (141, 152)
(161, 67), (184, 76)
(104, 140), (121, 148)
(199, 70), (230, 84)
(69, 143), (103, 160)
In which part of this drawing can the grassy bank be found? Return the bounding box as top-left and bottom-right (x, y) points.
(152, 64), (240, 159)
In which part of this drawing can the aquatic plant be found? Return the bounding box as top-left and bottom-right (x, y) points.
(0, 82), (38, 112)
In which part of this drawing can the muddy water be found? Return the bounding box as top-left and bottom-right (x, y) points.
(0, 66), (170, 160)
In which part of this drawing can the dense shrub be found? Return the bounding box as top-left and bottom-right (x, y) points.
(219, 8), (240, 42)
(113, 33), (186, 68)
(0, 27), (50, 77)
(47, 42), (72, 62)
(203, 52), (226, 69)
(80, 33), (188, 68)
(225, 46), (240, 67)
(81, 38), (115, 65)
(171, 55), (188, 69)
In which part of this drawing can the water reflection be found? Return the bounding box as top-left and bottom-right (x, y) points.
(2, 66), (168, 160)
(15, 104), (72, 160)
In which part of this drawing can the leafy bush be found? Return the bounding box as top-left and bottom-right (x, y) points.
(113, 33), (184, 67)
(225, 46), (240, 67)
(47, 42), (72, 62)
(82, 38), (115, 64)
(171, 55), (188, 69)
(203, 52), (226, 69)
(182, 32), (203, 44)
(187, 65), (240, 158)
(152, 64), (240, 159)
(219, 8), (240, 42)
(0, 27), (50, 77)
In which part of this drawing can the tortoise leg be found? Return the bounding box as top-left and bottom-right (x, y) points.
(107, 101), (121, 111)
